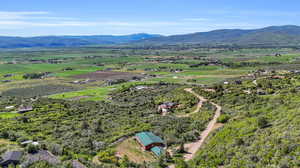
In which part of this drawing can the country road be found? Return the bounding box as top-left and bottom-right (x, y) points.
(168, 88), (222, 168)
(182, 88), (222, 161)
(176, 88), (208, 118)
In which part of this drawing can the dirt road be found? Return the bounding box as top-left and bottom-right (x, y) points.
(183, 100), (221, 160)
(176, 88), (208, 118)
(168, 89), (222, 168)
(182, 88), (222, 161)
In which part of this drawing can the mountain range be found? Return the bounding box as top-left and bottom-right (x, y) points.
(0, 33), (161, 48)
(1, 25), (300, 48)
(139, 25), (300, 46)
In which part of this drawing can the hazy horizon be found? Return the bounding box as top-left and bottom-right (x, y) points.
(0, 25), (299, 38)
(1, 0), (299, 36)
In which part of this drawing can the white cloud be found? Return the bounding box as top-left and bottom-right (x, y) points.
(0, 11), (49, 20)
(0, 20), (94, 27)
(0, 10), (268, 36)
(0, 15), (183, 29)
(0, 11), (182, 28)
(0, 11), (99, 28)
(183, 18), (211, 22)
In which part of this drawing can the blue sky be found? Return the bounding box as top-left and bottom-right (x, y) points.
(1, 0), (299, 36)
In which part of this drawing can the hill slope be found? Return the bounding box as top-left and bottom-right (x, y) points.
(0, 33), (161, 48)
(140, 25), (300, 45)
(190, 75), (300, 167)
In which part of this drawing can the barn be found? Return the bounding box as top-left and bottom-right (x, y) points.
(135, 132), (164, 156)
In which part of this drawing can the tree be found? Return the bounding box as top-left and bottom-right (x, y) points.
(178, 142), (185, 153)
(257, 117), (268, 128)
(218, 114), (230, 123)
(8, 164), (15, 168)
(119, 155), (130, 168)
(157, 155), (167, 168)
(27, 144), (39, 154)
(94, 119), (103, 133)
(175, 158), (188, 168)
(81, 121), (89, 129)
(165, 151), (173, 162)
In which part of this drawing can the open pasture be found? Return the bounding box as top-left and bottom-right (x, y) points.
(74, 71), (142, 81)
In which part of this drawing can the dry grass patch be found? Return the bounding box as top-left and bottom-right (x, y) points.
(0, 139), (14, 145)
(115, 138), (156, 163)
(0, 139), (21, 154)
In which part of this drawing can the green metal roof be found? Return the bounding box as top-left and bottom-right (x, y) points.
(151, 146), (164, 156)
(135, 132), (164, 147)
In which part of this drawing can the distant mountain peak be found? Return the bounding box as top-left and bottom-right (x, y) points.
(138, 25), (300, 46)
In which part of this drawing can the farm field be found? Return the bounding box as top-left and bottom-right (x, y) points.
(0, 46), (300, 168)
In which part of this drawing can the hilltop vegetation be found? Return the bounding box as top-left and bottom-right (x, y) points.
(190, 74), (300, 168)
(0, 84), (215, 167)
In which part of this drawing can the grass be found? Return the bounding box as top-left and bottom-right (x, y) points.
(115, 138), (156, 163)
(144, 68), (250, 85)
(48, 81), (159, 101)
(147, 76), (186, 83)
(0, 139), (14, 145)
(0, 112), (20, 119)
(49, 87), (113, 101)
(179, 68), (252, 76)
(193, 77), (227, 84)
(54, 66), (105, 77)
(257, 54), (300, 63)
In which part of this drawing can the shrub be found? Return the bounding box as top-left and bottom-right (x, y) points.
(175, 158), (188, 168)
(257, 117), (268, 128)
(218, 114), (230, 123)
(27, 144), (39, 154)
(98, 149), (118, 164)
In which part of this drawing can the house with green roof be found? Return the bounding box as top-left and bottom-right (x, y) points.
(135, 132), (164, 156)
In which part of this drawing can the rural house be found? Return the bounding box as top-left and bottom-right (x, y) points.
(0, 151), (23, 167)
(158, 102), (177, 113)
(18, 106), (33, 113)
(135, 132), (164, 156)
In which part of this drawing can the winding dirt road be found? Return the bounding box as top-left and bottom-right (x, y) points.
(168, 89), (222, 168)
(176, 88), (208, 118)
(181, 88), (222, 161)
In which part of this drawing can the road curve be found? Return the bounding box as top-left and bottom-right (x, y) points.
(176, 88), (208, 117)
(182, 88), (222, 161)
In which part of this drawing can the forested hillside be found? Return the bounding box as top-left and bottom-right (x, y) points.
(190, 74), (300, 168)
